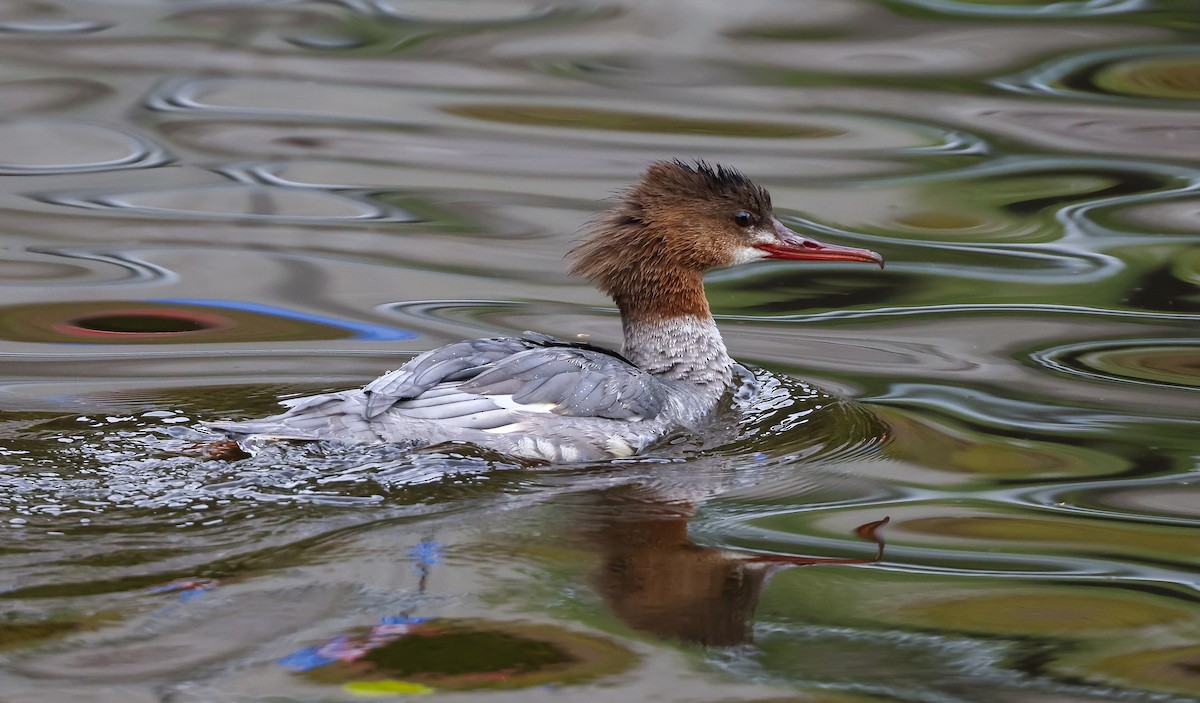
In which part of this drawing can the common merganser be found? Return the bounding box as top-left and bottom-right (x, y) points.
(208, 161), (883, 462)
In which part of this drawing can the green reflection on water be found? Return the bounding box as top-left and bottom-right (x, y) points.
(0, 611), (120, 652)
(875, 406), (1129, 480)
(863, 169), (1132, 244)
(1094, 644), (1200, 697)
(755, 567), (1200, 697)
(1071, 343), (1200, 388)
(302, 619), (638, 691)
(1093, 56), (1200, 101)
(899, 591), (1192, 633)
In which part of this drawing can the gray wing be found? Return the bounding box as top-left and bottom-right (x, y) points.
(361, 334), (555, 419)
(457, 346), (666, 421)
(208, 332), (666, 443)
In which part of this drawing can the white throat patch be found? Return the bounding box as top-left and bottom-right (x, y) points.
(729, 245), (769, 266)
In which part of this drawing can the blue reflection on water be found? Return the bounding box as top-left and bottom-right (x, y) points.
(156, 298), (418, 341)
(892, 0), (1147, 17)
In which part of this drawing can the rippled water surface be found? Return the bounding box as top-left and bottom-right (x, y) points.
(1, 1), (1198, 701)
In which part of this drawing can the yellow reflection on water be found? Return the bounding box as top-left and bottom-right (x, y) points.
(1095, 56), (1200, 100)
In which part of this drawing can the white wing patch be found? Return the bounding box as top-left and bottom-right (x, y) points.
(605, 436), (636, 457)
(482, 422), (529, 434)
(488, 394), (559, 414)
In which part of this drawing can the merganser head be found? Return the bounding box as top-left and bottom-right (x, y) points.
(569, 160), (883, 318)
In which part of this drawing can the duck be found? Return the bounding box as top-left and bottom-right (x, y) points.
(207, 160), (883, 462)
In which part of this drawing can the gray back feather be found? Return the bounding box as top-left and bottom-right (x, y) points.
(363, 335), (552, 418)
(461, 347), (665, 420)
(362, 332), (664, 421)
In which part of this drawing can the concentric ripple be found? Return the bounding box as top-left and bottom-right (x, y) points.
(0, 120), (168, 175)
(0, 250), (178, 287)
(1033, 338), (1200, 390)
(1092, 54), (1200, 101)
(995, 46), (1200, 104)
(34, 183), (414, 223)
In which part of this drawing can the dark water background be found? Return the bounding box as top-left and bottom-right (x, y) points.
(1, 1), (1198, 701)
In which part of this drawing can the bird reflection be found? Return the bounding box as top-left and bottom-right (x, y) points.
(577, 487), (887, 647)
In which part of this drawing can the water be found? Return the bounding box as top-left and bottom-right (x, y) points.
(1, 0), (1198, 701)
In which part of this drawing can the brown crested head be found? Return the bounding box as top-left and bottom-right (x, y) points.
(570, 160), (769, 286)
(569, 160), (883, 320)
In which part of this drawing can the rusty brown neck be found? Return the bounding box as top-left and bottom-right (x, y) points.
(608, 268), (710, 323)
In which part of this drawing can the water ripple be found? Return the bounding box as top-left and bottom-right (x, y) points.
(1032, 338), (1200, 391)
(783, 213), (1125, 283)
(0, 249), (175, 288)
(364, 0), (588, 24)
(890, 0), (1149, 17)
(21, 249), (179, 286)
(994, 45), (1200, 104)
(0, 78), (111, 117)
(871, 382), (1151, 433)
(739, 303), (1200, 325)
(146, 75), (955, 158)
(32, 183), (414, 223)
(0, 18), (110, 34)
(376, 299), (531, 332)
(1002, 474), (1200, 527)
(0, 120), (169, 175)
(721, 500), (1200, 589)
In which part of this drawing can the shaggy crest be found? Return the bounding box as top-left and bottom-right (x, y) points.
(639, 160), (770, 212)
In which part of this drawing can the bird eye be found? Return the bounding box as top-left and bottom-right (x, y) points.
(733, 211), (754, 227)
